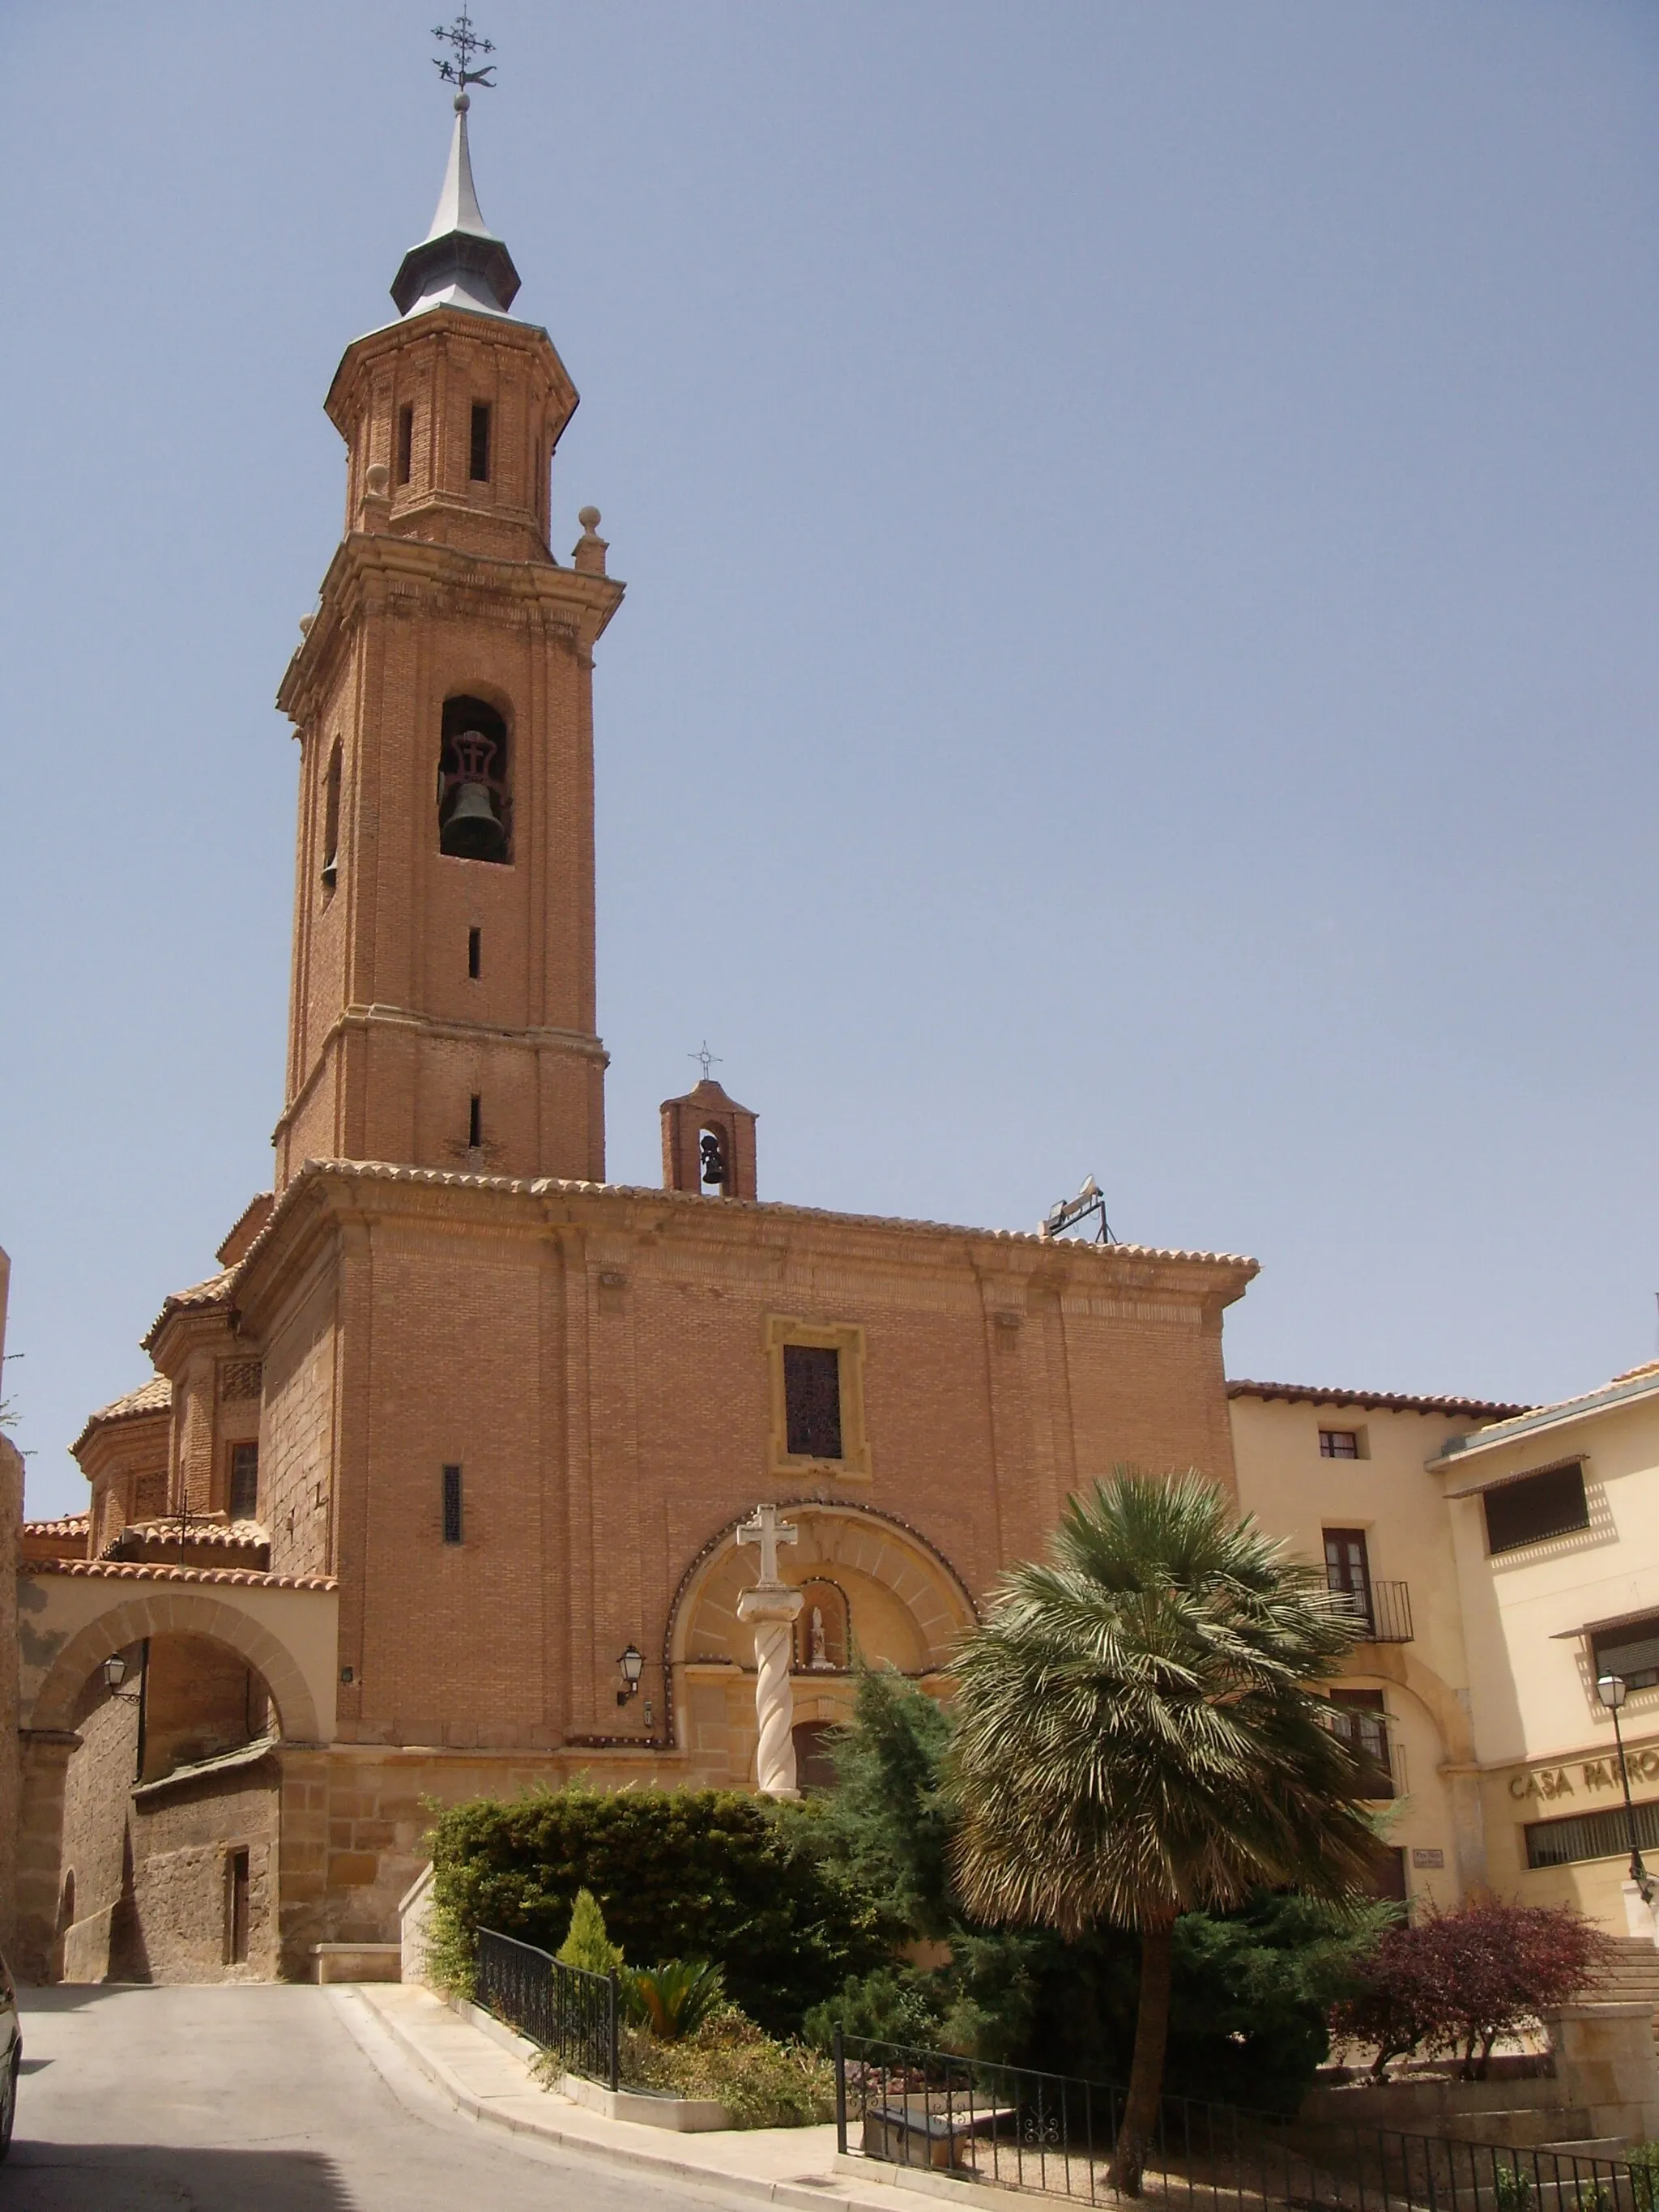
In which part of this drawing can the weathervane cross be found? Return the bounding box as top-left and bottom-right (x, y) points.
(690, 1041), (722, 1082)
(736, 1502), (798, 1588)
(433, 9), (497, 92)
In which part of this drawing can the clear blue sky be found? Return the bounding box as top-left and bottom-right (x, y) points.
(5, 2), (1658, 1519)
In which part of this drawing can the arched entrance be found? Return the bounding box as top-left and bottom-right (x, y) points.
(665, 1502), (978, 1788)
(15, 1572), (336, 1981)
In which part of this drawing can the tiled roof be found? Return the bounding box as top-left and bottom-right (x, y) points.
(122, 1518), (267, 1549)
(142, 1271), (235, 1349)
(239, 1158), (1260, 1274)
(22, 1515), (90, 1539)
(24, 1558), (336, 1592)
(1227, 1379), (1530, 1420)
(82, 1376), (172, 1426)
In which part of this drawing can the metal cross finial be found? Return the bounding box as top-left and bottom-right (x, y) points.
(433, 9), (497, 92)
(736, 1502), (799, 1588)
(690, 1041), (722, 1083)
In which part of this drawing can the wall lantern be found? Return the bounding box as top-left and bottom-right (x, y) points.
(102, 1653), (130, 1694)
(616, 1644), (644, 1707)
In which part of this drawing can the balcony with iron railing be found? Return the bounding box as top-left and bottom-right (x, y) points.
(1331, 1579), (1414, 1644)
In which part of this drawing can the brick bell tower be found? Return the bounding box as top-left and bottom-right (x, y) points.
(273, 93), (624, 1190)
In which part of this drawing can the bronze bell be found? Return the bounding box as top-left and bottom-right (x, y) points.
(441, 777), (506, 861)
(440, 729), (508, 862)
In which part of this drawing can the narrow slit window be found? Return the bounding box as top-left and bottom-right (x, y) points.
(226, 1849), (250, 1965)
(467, 1094), (482, 1149)
(469, 401), (491, 482)
(467, 927), (481, 979)
(396, 403), (413, 485)
(321, 743), (342, 889)
(442, 1464), (463, 1545)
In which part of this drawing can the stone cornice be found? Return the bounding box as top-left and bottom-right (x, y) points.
(277, 531), (625, 723)
(230, 1155), (1257, 1336)
(271, 1003), (608, 1146)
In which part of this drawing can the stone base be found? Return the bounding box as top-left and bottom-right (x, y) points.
(311, 1941), (402, 1984)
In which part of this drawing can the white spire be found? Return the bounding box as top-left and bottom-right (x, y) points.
(390, 92), (522, 321)
(425, 94), (496, 244)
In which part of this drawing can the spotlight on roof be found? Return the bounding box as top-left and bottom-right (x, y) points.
(1040, 1175), (1115, 1245)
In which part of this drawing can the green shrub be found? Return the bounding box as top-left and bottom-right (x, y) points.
(803, 1963), (949, 2052)
(557, 1888), (624, 1977)
(1493, 2161), (1535, 2212)
(617, 2009), (837, 2129)
(626, 1960), (726, 2041)
(427, 1784), (885, 2035)
(1626, 2143), (1659, 2212)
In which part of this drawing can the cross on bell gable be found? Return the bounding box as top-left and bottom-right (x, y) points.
(736, 1502), (798, 1588)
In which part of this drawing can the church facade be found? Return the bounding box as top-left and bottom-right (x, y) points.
(11, 104), (1256, 1984)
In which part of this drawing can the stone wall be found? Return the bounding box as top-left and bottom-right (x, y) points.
(58, 1660), (141, 1979)
(141, 1634), (269, 1781)
(125, 1757), (279, 1983)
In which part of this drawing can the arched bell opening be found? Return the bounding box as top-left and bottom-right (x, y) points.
(437, 694), (513, 864)
(698, 1121), (731, 1193)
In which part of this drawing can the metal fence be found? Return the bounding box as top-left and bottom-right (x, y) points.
(475, 1926), (619, 2091)
(834, 2035), (1655, 2212)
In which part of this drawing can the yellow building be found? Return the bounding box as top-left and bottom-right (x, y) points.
(1431, 1366), (1659, 1935)
(1232, 1366), (1659, 1938)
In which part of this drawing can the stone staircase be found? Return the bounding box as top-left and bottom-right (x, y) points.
(1593, 1937), (1659, 2051)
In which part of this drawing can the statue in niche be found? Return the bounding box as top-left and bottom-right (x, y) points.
(808, 1605), (832, 1669)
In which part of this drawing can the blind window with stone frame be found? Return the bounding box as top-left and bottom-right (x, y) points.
(783, 1345), (842, 1460)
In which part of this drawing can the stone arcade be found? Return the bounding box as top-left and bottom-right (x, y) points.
(8, 97), (1255, 1983)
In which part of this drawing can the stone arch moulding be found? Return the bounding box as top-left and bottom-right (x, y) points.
(29, 1590), (324, 1745)
(663, 1498), (981, 1750)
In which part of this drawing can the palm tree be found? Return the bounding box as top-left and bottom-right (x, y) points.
(949, 1469), (1378, 2194)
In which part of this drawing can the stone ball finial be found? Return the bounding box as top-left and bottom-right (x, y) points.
(455, 92), (471, 113)
(298, 614), (315, 637)
(578, 506), (601, 532)
(365, 461), (390, 497)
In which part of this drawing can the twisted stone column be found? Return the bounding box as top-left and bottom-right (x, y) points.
(738, 1584), (804, 1798)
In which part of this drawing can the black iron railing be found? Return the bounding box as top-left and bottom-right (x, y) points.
(475, 1927), (619, 2091)
(1332, 1581), (1414, 1644)
(834, 2034), (1649, 2212)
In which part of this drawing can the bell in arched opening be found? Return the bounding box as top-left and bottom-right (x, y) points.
(437, 696), (512, 863)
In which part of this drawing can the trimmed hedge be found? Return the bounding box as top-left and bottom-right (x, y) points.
(428, 1786), (885, 2036)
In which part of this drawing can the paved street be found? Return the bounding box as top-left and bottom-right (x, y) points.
(6, 1982), (733, 2211)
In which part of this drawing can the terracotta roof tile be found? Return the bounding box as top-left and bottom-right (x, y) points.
(122, 1518), (267, 1549)
(139, 1271), (237, 1354)
(82, 1376), (172, 1427)
(1227, 1379), (1530, 1420)
(22, 1515), (90, 1539)
(24, 1558), (336, 1592)
(251, 1158), (1260, 1274)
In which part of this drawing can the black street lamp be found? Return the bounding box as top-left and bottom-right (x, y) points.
(1597, 1671), (1654, 1904)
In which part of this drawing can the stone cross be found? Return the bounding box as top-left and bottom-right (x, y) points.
(736, 1502), (797, 1588)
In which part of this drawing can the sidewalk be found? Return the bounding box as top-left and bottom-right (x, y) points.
(346, 1980), (987, 2212)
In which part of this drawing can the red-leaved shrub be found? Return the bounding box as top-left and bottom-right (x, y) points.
(1331, 1902), (1615, 2078)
